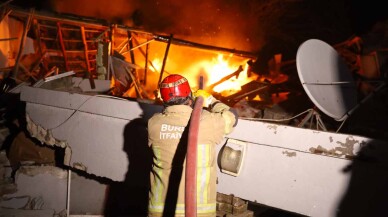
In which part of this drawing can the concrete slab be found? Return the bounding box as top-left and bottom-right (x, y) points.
(19, 80), (388, 217)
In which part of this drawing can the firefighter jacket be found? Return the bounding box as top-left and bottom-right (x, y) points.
(148, 103), (237, 217)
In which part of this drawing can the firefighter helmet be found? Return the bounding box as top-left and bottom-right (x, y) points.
(159, 74), (191, 103)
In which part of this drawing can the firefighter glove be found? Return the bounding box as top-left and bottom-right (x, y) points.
(193, 89), (216, 107)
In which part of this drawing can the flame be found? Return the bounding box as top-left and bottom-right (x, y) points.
(150, 58), (162, 72)
(272, 92), (290, 104)
(145, 54), (257, 99)
(110, 77), (116, 89)
(194, 54), (257, 96)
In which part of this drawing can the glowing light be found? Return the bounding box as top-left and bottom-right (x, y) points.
(252, 95), (263, 101)
(127, 53), (258, 99)
(190, 54), (257, 96)
(149, 58), (162, 72)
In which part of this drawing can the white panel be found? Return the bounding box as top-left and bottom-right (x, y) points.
(20, 81), (388, 216)
(217, 142), (350, 217)
(228, 119), (371, 159)
(21, 86), (162, 120)
(52, 112), (129, 181)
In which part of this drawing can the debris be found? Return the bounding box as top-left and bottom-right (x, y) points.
(232, 99), (261, 118)
(216, 192), (253, 217)
(7, 131), (55, 166)
(1, 196), (29, 209)
(0, 207), (55, 217)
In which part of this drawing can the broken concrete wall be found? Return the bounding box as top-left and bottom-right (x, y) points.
(69, 172), (107, 215)
(1, 165), (68, 213)
(1, 163), (109, 216)
(8, 131), (55, 166)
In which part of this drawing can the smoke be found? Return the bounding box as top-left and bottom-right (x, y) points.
(49, 0), (355, 60)
(49, 0), (266, 52)
(49, 0), (139, 23)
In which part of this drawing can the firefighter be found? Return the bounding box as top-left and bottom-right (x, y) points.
(147, 74), (238, 217)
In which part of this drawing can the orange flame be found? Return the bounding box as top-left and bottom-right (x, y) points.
(191, 54), (257, 96)
(146, 54), (257, 99)
(150, 58), (162, 72)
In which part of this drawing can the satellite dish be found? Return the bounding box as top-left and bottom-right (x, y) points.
(296, 39), (358, 121)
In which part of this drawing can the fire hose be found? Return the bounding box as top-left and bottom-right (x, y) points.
(185, 96), (204, 217)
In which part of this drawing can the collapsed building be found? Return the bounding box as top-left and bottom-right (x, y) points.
(1, 2), (388, 217)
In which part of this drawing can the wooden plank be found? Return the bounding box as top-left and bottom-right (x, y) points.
(157, 34), (173, 85)
(38, 24), (57, 29)
(62, 39), (83, 42)
(117, 38), (128, 53)
(56, 22), (70, 71)
(0, 1), (12, 22)
(60, 27), (80, 31)
(12, 9), (34, 79)
(109, 25), (115, 56)
(120, 38), (154, 55)
(32, 19), (49, 72)
(81, 26), (95, 89)
(11, 9), (108, 31)
(0, 0), (13, 8)
(65, 50), (84, 53)
(144, 43), (149, 85)
(40, 37), (56, 41)
(0, 37), (18, 41)
(127, 31), (136, 64)
(132, 36), (159, 74)
(80, 26), (91, 73)
(10, 7), (257, 59)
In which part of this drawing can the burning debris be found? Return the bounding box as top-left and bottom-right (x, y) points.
(1, 2), (388, 216)
(0, 2), (387, 145)
(1, 4), (295, 119)
(1, 1), (388, 136)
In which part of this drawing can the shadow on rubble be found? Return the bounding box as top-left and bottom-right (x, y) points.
(103, 117), (152, 217)
(0, 83), (30, 169)
(336, 138), (388, 217)
(104, 101), (162, 217)
(247, 202), (307, 217)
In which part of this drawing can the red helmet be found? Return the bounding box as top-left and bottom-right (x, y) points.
(159, 74), (191, 103)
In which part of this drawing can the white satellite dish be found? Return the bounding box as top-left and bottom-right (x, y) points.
(296, 39), (358, 121)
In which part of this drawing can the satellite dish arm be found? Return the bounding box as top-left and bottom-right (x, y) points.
(337, 82), (386, 121)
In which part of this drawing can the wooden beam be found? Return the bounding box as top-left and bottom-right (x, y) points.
(127, 31), (136, 64)
(144, 43), (149, 85)
(93, 28), (110, 42)
(80, 26), (91, 72)
(0, 37), (18, 41)
(32, 19), (43, 56)
(32, 19), (49, 73)
(0, 0), (14, 8)
(109, 25), (116, 56)
(12, 8), (34, 80)
(121, 38), (154, 55)
(81, 26), (95, 89)
(132, 36), (160, 73)
(10, 7), (257, 59)
(117, 38), (129, 54)
(57, 22), (70, 71)
(10, 8), (109, 32)
(157, 34), (173, 85)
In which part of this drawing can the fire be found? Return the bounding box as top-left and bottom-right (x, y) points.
(144, 53), (257, 100)
(150, 58), (162, 72)
(193, 54), (257, 96)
